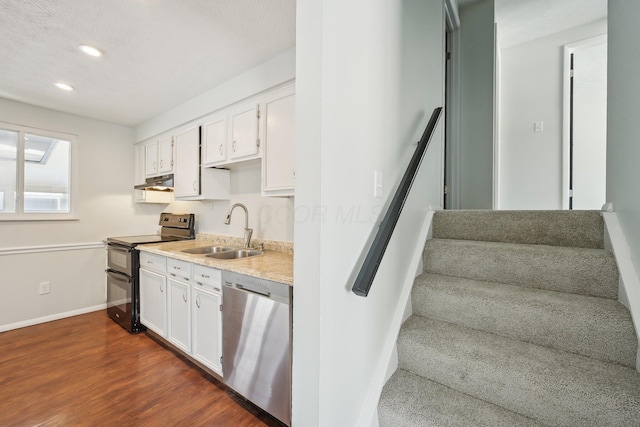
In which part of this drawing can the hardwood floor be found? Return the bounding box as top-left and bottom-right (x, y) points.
(0, 311), (285, 427)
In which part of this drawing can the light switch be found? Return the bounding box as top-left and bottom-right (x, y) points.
(534, 122), (544, 133)
(374, 170), (383, 198)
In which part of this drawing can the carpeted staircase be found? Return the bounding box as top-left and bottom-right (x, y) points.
(378, 210), (640, 426)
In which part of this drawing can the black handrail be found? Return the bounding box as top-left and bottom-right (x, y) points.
(351, 107), (442, 297)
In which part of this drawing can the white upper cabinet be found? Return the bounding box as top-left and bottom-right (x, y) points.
(145, 140), (159, 176)
(261, 86), (295, 196)
(229, 102), (260, 161)
(134, 143), (146, 186)
(145, 136), (174, 177)
(173, 126), (201, 198)
(202, 114), (228, 166)
(174, 125), (230, 201)
(158, 136), (174, 174)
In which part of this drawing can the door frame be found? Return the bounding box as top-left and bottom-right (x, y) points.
(562, 34), (607, 209)
(444, 0), (461, 209)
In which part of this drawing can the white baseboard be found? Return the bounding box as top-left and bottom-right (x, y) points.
(602, 212), (640, 371)
(0, 304), (107, 333)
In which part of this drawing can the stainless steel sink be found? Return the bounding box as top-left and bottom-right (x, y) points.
(206, 249), (263, 259)
(181, 245), (236, 255)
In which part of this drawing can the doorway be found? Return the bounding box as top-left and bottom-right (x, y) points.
(563, 35), (608, 210)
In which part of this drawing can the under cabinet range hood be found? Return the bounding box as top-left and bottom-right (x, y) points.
(134, 174), (174, 191)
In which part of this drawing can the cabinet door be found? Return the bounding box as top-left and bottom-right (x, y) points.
(145, 141), (159, 177)
(192, 287), (223, 375)
(139, 269), (167, 337)
(158, 136), (174, 174)
(262, 93), (295, 195)
(229, 103), (259, 161)
(202, 116), (227, 166)
(168, 278), (191, 353)
(174, 126), (200, 198)
(134, 143), (146, 186)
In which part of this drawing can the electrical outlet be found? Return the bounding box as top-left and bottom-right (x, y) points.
(534, 121), (544, 133)
(39, 282), (51, 295)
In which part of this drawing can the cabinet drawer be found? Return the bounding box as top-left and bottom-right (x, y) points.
(140, 252), (166, 274)
(167, 258), (191, 281)
(192, 265), (222, 293)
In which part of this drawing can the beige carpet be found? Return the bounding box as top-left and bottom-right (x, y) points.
(378, 210), (640, 427)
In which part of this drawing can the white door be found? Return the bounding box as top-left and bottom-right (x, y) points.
(139, 269), (167, 337)
(192, 287), (223, 375)
(173, 126), (200, 198)
(168, 278), (191, 353)
(571, 38), (607, 209)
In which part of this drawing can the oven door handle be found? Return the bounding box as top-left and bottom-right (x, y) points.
(108, 244), (132, 254)
(107, 270), (131, 283)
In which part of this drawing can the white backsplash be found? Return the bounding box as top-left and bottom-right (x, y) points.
(164, 161), (293, 242)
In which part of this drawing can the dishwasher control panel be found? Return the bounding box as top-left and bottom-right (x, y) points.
(222, 270), (290, 305)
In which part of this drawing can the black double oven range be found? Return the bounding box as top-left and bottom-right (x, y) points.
(106, 213), (195, 333)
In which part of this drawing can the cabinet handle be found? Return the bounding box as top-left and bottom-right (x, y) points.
(193, 180), (197, 191)
(160, 283), (164, 293)
(160, 159), (163, 168)
(170, 273), (176, 277)
(232, 140), (237, 152)
(201, 274), (210, 279)
(219, 144), (223, 155)
(196, 296), (201, 308)
(153, 161), (157, 170)
(196, 281), (204, 286)
(173, 266), (181, 270)
(183, 292), (188, 302)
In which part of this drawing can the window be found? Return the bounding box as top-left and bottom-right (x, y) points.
(0, 123), (77, 220)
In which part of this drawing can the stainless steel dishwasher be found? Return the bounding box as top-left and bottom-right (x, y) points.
(222, 270), (292, 426)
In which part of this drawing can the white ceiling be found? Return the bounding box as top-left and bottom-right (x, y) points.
(458, 0), (607, 48)
(0, 0), (296, 127)
(495, 0), (607, 48)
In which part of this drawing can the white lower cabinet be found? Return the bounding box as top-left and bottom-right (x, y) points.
(192, 286), (223, 375)
(139, 252), (223, 376)
(168, 278), (191, 353)
(139, 268), (167, 337)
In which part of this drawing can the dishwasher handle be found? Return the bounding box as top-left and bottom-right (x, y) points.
(236, 283), (271, 297)
(222, 271), (291, 305)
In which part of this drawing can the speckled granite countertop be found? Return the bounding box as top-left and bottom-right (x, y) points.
(137, 236), (294, 286)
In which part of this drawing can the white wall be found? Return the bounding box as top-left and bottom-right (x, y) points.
(165, 162), (294, 242)
(499, 20), (607, 209)
(458, 0), (494, 209)
(135, 49), (296, 243)
(136, 49), (295, 141)
(607, 2), (640, 294)
(0, 98), (164, 330)
(294, 0), (444, 425)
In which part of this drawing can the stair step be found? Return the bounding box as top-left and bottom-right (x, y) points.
(412, 273), (637, 367)
(432, 210), (604, 248)
(424, 239), (618, 299)
(398, 316), (640, 427)
(378, 369), (546, 427)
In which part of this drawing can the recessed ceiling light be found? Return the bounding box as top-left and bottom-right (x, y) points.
(55, 83), (74, 91)
(78, 44), (103, 57)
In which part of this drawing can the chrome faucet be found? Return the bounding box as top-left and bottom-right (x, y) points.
(224, 203), (253, 248)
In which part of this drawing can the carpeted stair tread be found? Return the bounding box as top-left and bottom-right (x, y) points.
(424, 238), (618, 299)
(432, 210), (604, 248)
(412, 273), (637, 367)
(397, 316), (640, 427)
(378, 369), (547, 427)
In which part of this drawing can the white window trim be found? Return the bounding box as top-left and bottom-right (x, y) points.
(0, 121), (78, 221)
